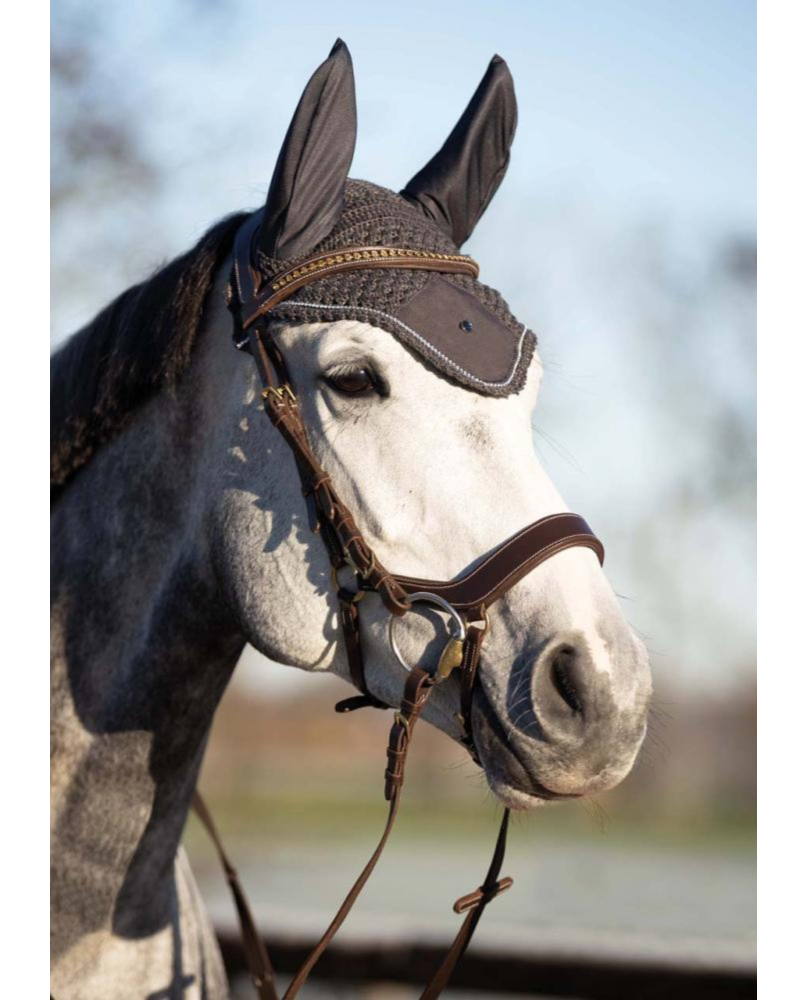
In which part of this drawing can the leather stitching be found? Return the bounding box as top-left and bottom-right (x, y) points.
(398, 534), (600, 606)
(396, 514), (581, 588)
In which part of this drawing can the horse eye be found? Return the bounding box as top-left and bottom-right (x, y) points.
(326, 368), (376, 396)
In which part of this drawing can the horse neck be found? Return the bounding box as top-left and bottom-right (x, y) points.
(51, 369), (244, 951)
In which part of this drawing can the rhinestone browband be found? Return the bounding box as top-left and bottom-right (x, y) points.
(235, 242), (481, 328)
(269, 246), (478, 292)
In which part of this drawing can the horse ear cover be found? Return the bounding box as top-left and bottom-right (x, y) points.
(249, 48), (535, 399)
(401, 56), (517, 248)
(257, 39), (357, 261)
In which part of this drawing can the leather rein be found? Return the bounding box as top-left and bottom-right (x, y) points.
(193, 216), (605, 999)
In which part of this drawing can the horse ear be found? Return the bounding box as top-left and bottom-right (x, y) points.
(257, 39), (357, 260)
(401, 56), (517, 248)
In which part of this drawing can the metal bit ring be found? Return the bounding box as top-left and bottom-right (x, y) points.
(388, 592), (467, 680)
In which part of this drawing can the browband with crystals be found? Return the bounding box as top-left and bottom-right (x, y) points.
(230, 213), (480, 331)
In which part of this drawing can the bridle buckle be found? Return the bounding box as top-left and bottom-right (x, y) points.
(261, 383), (298, 405)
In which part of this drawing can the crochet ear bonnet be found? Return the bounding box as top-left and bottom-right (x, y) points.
(237, 41), (535, 398)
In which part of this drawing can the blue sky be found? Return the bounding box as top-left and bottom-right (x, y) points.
(53, 0), (755, 264)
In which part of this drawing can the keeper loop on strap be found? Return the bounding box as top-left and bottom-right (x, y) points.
(301, 472), (332, 499)
(452, 876), (514, 914)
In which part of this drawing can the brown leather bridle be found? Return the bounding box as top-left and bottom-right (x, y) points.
(194, 217), (605, 999)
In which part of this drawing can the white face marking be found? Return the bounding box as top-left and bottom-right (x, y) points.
(205, 310), (651, 808)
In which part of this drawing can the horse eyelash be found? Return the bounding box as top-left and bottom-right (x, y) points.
(320, 361), (390, 397)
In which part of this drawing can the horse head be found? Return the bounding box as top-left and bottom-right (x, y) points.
(205, 40), (652, 809)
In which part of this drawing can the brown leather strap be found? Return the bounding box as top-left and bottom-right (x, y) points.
(282, 797), (402, 999)
(282, 669), (433, 999)
(191, 792), (279, 1000)
(198, 670), (512, 1000)
(247, 324), (412, 617)
(393, 513), (604, 611)
(420, 810), (512, 1000)
(333, 585), (388, 712)
(231, 212), (480, 329)
(339, 593), (364, 691)
(458, 622), (486, 757)
(395, 513), (603, 611)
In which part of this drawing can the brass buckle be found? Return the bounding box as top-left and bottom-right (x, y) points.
(393, 711), (411, 735)
(261, 384), (298, 404)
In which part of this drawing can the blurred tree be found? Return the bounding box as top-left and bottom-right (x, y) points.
(51, 34), (155, 213)
(51, 4), (161, 337)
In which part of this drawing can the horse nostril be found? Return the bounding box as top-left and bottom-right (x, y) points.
(550, 646), (584, 714)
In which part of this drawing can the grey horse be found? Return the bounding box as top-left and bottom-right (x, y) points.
(51, 41), (651, 1000)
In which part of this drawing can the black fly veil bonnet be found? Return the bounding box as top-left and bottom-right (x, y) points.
(231, 41), (536, 397)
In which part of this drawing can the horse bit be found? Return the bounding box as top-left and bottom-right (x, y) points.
(192, 215), (605, 1000)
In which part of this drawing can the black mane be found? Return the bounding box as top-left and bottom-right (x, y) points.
(50, 212), (248, 501)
